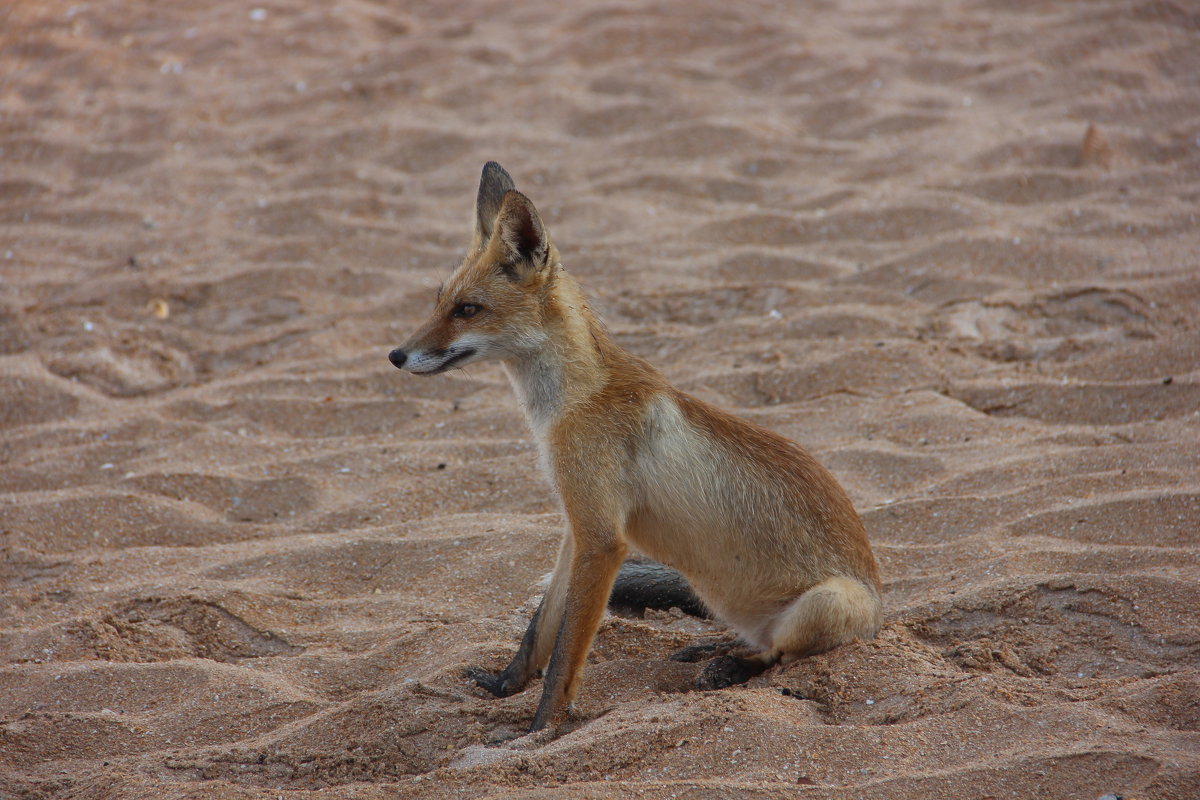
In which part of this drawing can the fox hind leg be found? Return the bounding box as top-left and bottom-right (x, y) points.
(695, 575), (881, 691)
(770, 575), (882, 662)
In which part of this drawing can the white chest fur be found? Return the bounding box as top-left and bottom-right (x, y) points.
(503, 357), (564, 483)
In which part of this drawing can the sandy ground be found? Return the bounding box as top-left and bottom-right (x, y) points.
(2, 0), (1198, 797)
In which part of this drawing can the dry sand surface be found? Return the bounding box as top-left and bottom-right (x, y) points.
(2, 0), (1199, 797)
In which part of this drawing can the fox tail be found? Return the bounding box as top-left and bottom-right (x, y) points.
(607, 556), (709, 619)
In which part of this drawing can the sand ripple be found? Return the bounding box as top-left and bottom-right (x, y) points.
(1, 0), (1197, 798)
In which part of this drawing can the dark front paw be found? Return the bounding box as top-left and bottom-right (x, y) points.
(695, 655), (758, 691)
(466, 666), (522, 698)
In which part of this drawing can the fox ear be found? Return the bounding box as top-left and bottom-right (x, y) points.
(473, 161), (516, 250)
(494, 190), (551, 278)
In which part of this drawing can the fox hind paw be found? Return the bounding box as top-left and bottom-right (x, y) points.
(670, 638), (740, 663)
(466, 666), (520, 698)
(695, 655), (760, 691)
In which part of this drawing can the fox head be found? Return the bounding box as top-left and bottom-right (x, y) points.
(389, 162), (561, 375)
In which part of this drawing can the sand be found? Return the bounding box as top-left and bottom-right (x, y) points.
(1, 0), (1198, 797)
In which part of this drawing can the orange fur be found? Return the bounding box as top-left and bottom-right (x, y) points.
(391, 163), (882, 732)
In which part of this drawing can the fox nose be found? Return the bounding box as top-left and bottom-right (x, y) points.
(388, 348), (407, 369)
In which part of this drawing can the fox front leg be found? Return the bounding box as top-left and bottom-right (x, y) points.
(467, 535), (572, 698)
(529, 536), (627, 731)
(467, 603), (547, 697)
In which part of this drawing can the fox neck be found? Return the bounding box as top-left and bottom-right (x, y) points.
(502, 269), (607, 436)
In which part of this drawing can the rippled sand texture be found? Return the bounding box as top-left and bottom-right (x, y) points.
(2, 0), (1198, 797)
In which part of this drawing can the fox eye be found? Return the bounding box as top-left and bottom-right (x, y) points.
(452, 302), (481, 319)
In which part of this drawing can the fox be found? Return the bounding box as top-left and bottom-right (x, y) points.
(388, 162), (882, 733)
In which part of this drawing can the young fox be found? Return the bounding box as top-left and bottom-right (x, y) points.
(389, 162), (882, 732)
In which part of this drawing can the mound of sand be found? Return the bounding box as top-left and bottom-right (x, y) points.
(2, 0), (1197, 798)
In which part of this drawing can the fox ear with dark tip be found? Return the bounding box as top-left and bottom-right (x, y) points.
(473, 161), (517, 251)
(494, 190), (551, 280)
